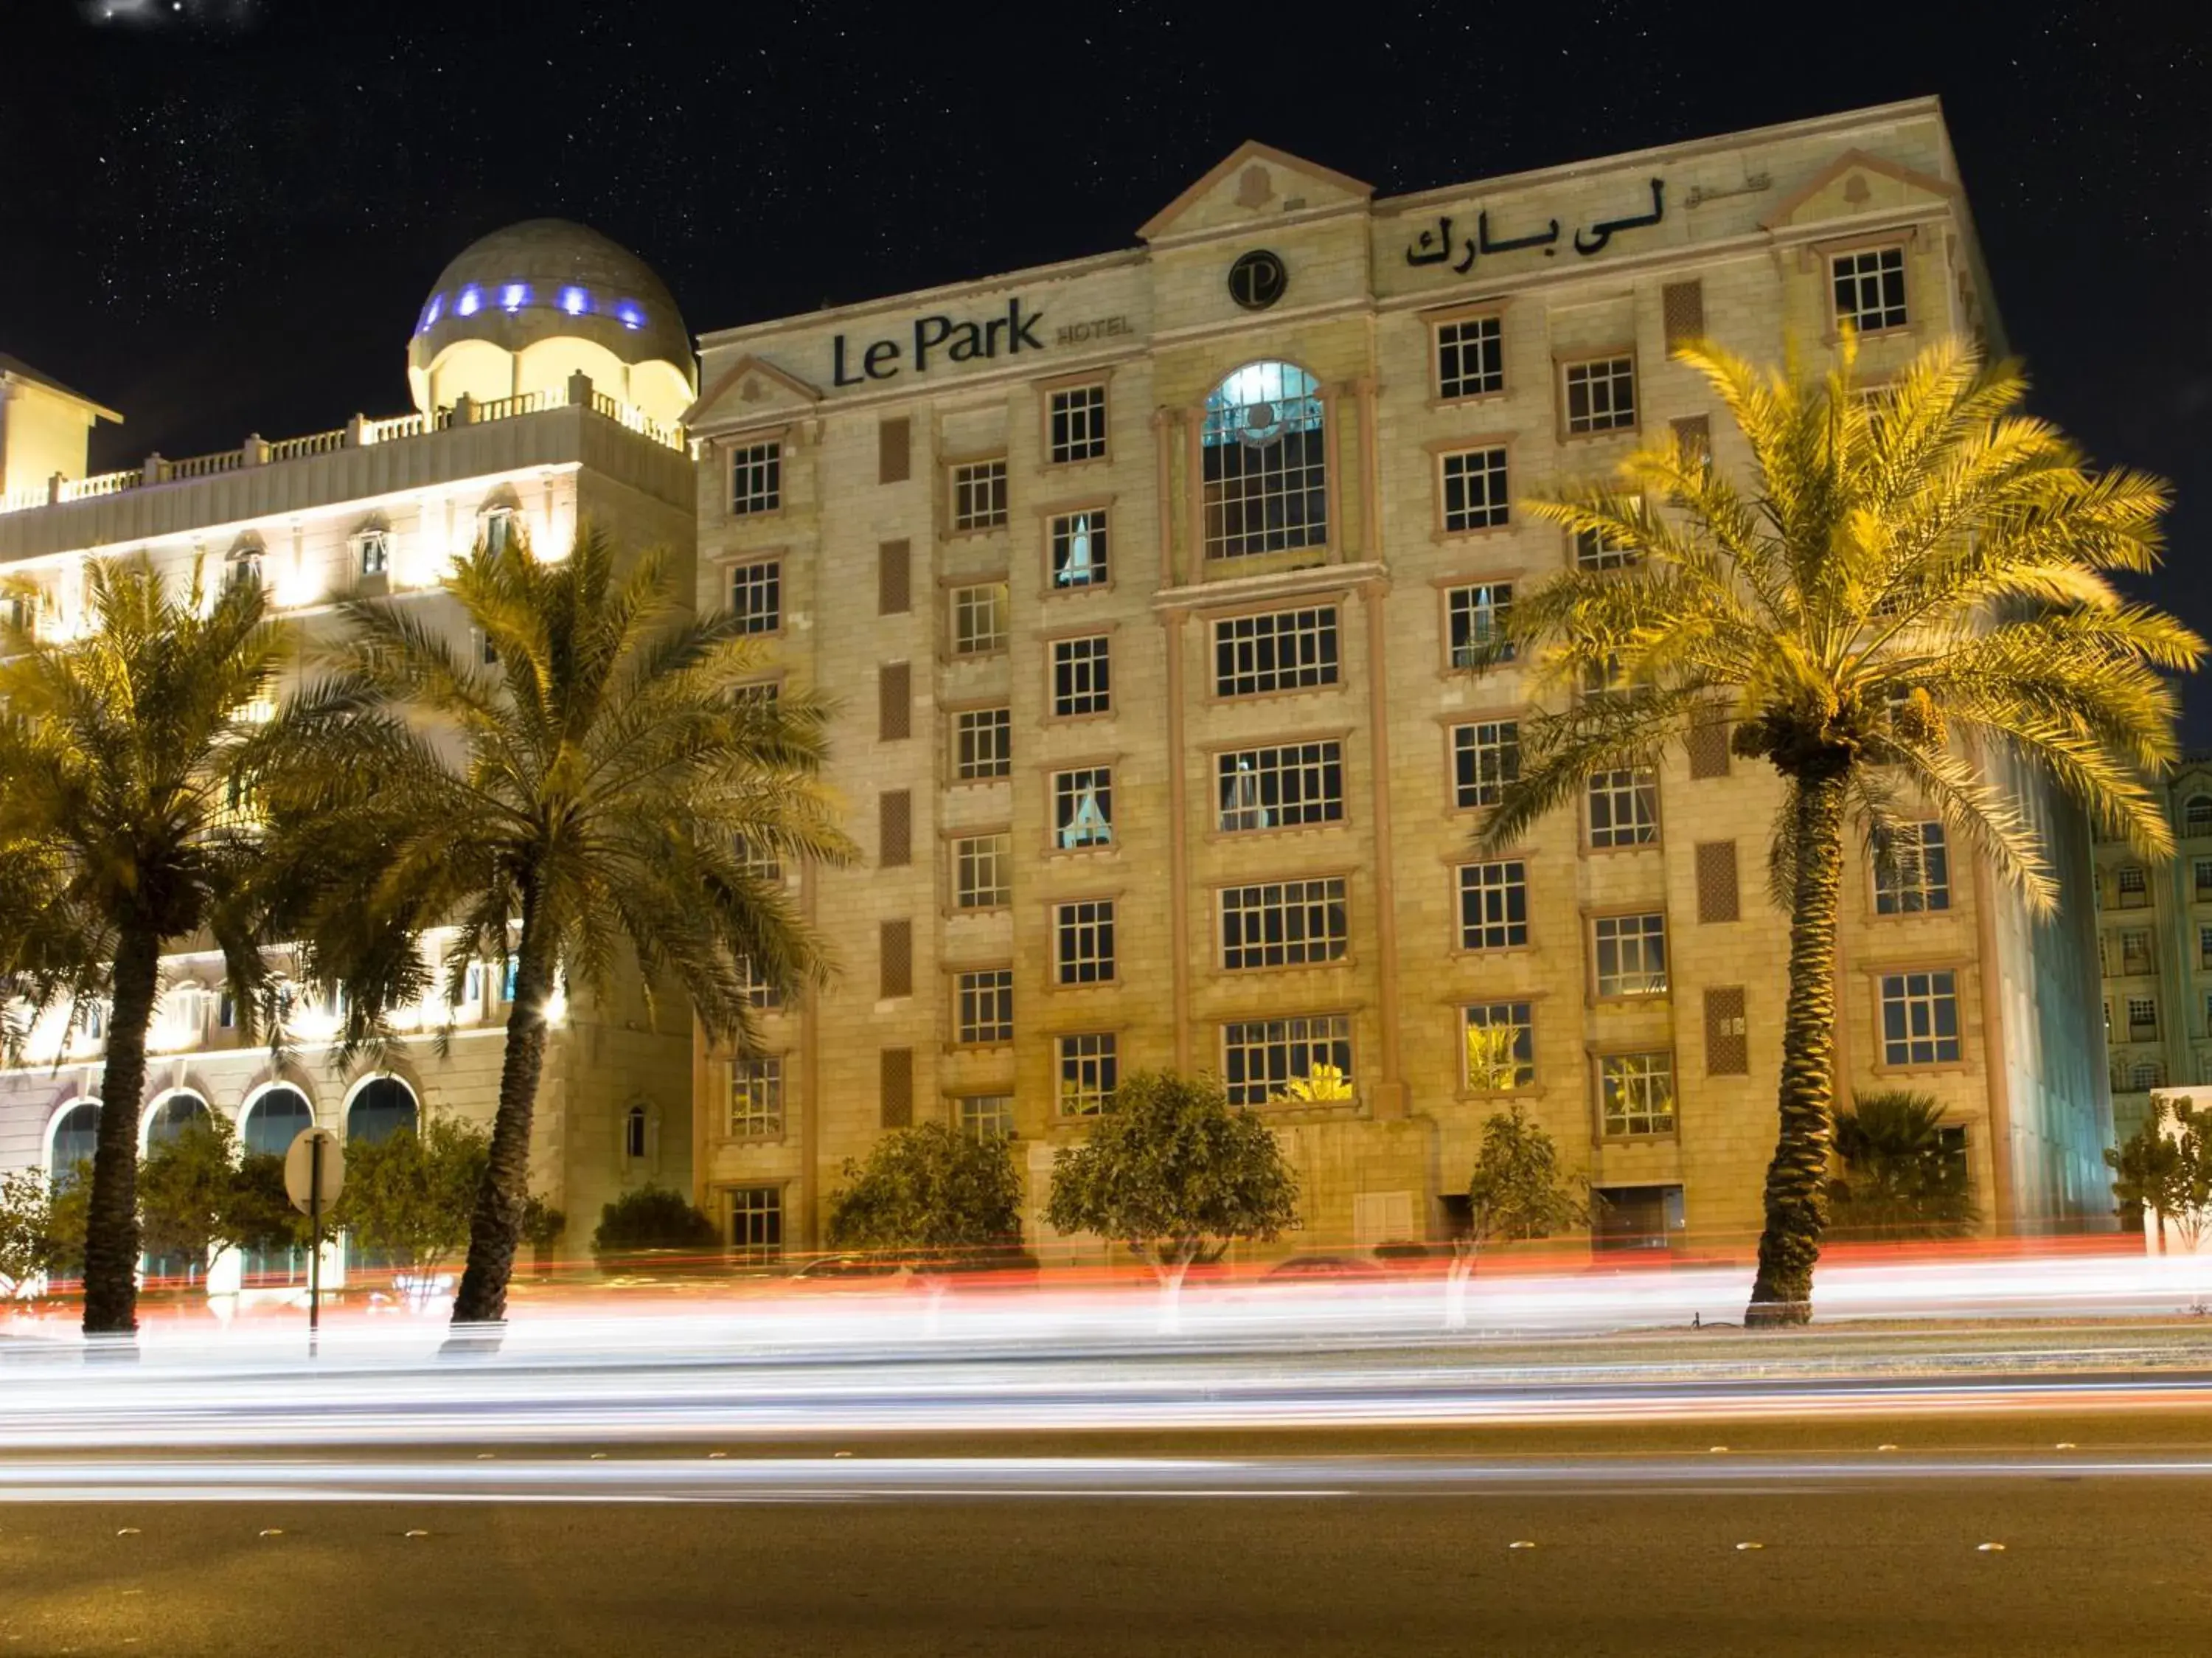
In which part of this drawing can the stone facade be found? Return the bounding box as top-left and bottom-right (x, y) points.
(685, 98), (2114, 1260)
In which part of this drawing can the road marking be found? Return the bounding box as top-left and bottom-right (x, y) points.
(114, 1528), (139, 1536)
(404, 1529), (430, 1538)
(1877, 1444), (1899, 1451)
(259, 1529), (283, 1538)
(2054, 1442), (2077, 1449)
(1508, 1540), (1536, 1550)
(1735, 1541), (1763, 1551)
(1708, 1446), (1729, 1454)
(1978, 1542), (2006, 1553)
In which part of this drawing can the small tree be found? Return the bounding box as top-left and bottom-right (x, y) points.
(520, 1195), (566, 1276)
(333, 1120), (488, 1300)
(1044, 1070), (1300, 1331)
(591, 1185), (720, 1266)
(827, 1122), (1023, 1261)
(225, 1153), (309, 1276)
(139, 1112), (248, 1280)
(1448, 1105), (1589, 1329)
(2108, 1100), (2212, 1255)
(0, 1168), (60, 1296)
(1828, 1091), (1980, 1241)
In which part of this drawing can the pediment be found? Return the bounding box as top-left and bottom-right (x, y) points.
(1762, 148), (1957, 231)
(1140, 142), (1372, 242)
(683, 355), (823, 431)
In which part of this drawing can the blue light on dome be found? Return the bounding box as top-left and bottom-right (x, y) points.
(613, 301), (646, 332)
(500, 282), (532, 313)
(457, 284), (484, 318)
(560, 285), (591, 316)
(423, 294), (444, 329)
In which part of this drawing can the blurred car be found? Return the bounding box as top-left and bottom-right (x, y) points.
(1263, 1254), (1386, 1282)
(782, 1253), (917, 1291)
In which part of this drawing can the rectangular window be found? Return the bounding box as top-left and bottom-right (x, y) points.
(2116, 865), (2148, 907)
(878, 791), (911, 869)
(2121, 930), (2154, 974)
(1452, 720), (1520, 810)
(356, 530), (390, 577)
(1594, 912), (1668, 997)
(729, 560), (781, 634)
(1054, 900), (1116, 985)
(1050, 508), (1110, 589)
(1445, 583), (1514, 668)
(1056, 1033), (1118, 1116)
(878, 539), (911, 615)
(1660, 280), (1705, 355)
(1048, 384), (1108, 463)
(1588, 768), (1659, 847)
(880, 1047), (914, 1128)
(956, 1093), (1015, 1140)
(727, 1185), (784, 1261)
(880, 920), (914, 999)
(1704, 987), (1749, 1075)
(1687, 717), (1731, 779)
(1439, 446), (1510, 532)
(1463, 1002), (1534, 1092)
(1213, 606), (1340, 697)
(1574, 519), (1639, 571)
(2194, 858), (2212, 898)
(2127, 995), (2159, 1038)
(1880, 970), (1961, 1065)
(1599, 1052), (1676, 1137)
(878, 662), (911, 741)
(956, 968), (1014, 1045)
(728, 1058), (783, 1138)
(951, 582), (1009, 656)
(951, 458), (1009, 531)
(1220, 877), (1349, 970)
(954, 833), (1012, 910)
(1217, 742), (1345, 832)
(1564, 355), (1638, 434)
(1875, 822), (1952, 914)
(954, 707), (1012, 779)
(1201, 364), (1327, 559)
(1694, 841), (1740, 924)
(729, 441), (782, 516)
(1052, 766), (1114, 849)
(1457, 860), (1529, 950)
(1436, 315), (1503, 400)
(1670, 414), (1713, 464)
(1051, 635), (1112, 716)
(877, 417), (911, 485)
(1833, 246), (1907, 334)
(2198, 925), (2212, 971)
(1222, 1014), (1353, 1107)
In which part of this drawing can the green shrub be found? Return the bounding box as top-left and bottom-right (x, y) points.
(591, 1185), (719, 1259)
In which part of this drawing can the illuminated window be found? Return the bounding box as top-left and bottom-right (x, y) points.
(1220, 878), (1349, 970)
(727, 1185), (784, 1260)
(1874, 822), (1951, 914)
(952, 459), (1009, 531)
(956, 970), (1014, 1045)
(1052, 766), (1114, 849)
(1452, 721), (1520, 810)
(355, 530), (391, 577)
(1051, 635), (1111, 716)
(728, 1058), (783, 1137)
(1214, 606), (1339, 696)
(1464, 1002), (1534, 1092)
(1588, 769), (1660, 847)
(1050, 508), (1110, 588)
(226, 548), (263, 592)
(1049, 384), (1108, 463)
(1201, 361), (1327, 559)
(1446, 583), (1513, 667)
(954, 833), (1012, 910)
(951, 582), (1009, 655)
(956, 1094), (1016, 1139)
(1879, 970), (1961, 1065)
(1222, 1014), (1353, 1107)
(1600, 1052), (1676, 1137)
(729, 561), (781, 634)
(954, 707), (1012, 780)
(1436, 316), (1503, 400)
(1832, 247), (1907, 333)
(1056, 1033), (1118, 1116)
(1594, 913), (1668, 997)
(1054, 900), (1116, 985)
(1563, 355), (1638, 434)
(1217, 742), (1343, 832)
(1439, 446), (1510, 532)
(1458, 861), (1529, 951)
(729, 442), (782, 516)
(480, 507), (518, 555)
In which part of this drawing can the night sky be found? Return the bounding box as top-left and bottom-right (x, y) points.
(9, 1), (2211, 730)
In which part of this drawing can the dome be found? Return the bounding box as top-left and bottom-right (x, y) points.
(405, 220), (695, 426)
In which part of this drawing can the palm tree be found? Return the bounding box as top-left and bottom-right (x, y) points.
(1475, 336), (2200, 1325)
(257, 526), (852, 1325)
(0, 558), (284, 1334)
(1828, 1090), (1979, 1240)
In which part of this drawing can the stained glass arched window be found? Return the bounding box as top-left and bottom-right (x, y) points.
(1201, 361), (1326, 559)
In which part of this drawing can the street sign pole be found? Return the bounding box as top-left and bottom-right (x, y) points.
(285, 1126), (344, 1362)
(309, 1134), (323, 1359)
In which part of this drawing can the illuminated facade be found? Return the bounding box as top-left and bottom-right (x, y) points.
(684, 98), (2113, 1259)
(0, 221), (698, 1286)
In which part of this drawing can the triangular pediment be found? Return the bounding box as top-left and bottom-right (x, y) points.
(682, 355), (823, 431)
(1762, 148), (1957, 231)
(1140, 142), (1372, 242)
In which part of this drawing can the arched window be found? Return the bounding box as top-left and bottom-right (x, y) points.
(2186, 796), (2212, 839)
(48, 1100), (100, 1179)
(144, 1091), (212, 1148)
(625, 1103), (649, 1161)
(241, 1087), (314, 1156)
(346, 1077), (419, 1145)
(226, 535), (265, 592)
(1201, 361), (1326, 560)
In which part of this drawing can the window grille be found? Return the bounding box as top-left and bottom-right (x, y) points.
(1463, 1002), (1534, 1091)
(728, 1058), (783, 1137)
(1220, 878), (1349, 969)
(878, 662), (911, 740)
(1879, 970), (1961, 1065)
(1833, 247), (1907, 333)
(730, 560), (781, 634)
(1660, 280), (1705, 354)
(1439, 447), (1510, 532)
(1436, 316), (1503, 399)
(951, 459), (1008, 531)
(1056, 1033), (1118, 1116)
(1051, 508), (1110, 588)
(879, 1047), (914, 1128)
(1049, 384), (1108, 463)
(1588, 769), (1659, 847)
(1600, 1052), (1676, 1136)
(878, 539), (911, 614)
(1051, 635), (1111, 716)
(1694, 842), (1740, 923)
(878, 791), (911, 868)
(1217, 742), (1345, 831)
(1201, 361), (1327, 558)
(878, 417), (911, 484)
(1704, 988), (1748, 1075)
(1564, 355), (1638, 434)
(1452, 721), (1520, 810)
(1875, 822), (1951, 914)
(1458, 861), (1529, 950)
(1053, 767), (1114, 849)
(880, 920), (914, 999)
(1213, 607), (1339, 696)
(951, 582), (1009, 655)
(954, 707), (1012, 779)
(956, 969), (1014, 1045)
(1054, 900), (1116, 984)
(1446, 584), (1513, 667)
(729, 442), (782, 515)
(1594, 912), (1668, 996)
(1222, 1013), (1354, 1106)
(954, 833), (1012, 909)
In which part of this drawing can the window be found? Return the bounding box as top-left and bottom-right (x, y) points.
(951, 582), (1009, 655)
(1217, 742), (1345, 831)
(729, 441), (782, 516)
(1832, 247), (1907, 334)
(1056, 1033), (1118, 1115)
(355, 530), (391, 577)
(880, 920), (913, 999)
(878, 417), (911, 485)
(2200, 924), (2212, 971)
(1214, 607), (1339, 696)
(2127, 996), (2159, 1038)
(1463, 1002), (1534, 1092)
(1053, 766), (1114, 849)
(879, 539), (912, 614)
(1439, 446), (1510, 533)
(737, 954), (782, 1010)
(2130, 1060), (2166, 1092)
(1202, 361), (1327, 559)
(956, 969), (1014, 1045)
(1574, 518), (1639, 571)
(1660, 280), (1705, 355)
(480, 508), (517, 555)
(1563, 355), (1637, 434)
(1458, 860), (1530, 951)
(1875, 822), (1951, 914)
(1222, 1014), (1353, 1107)
(728, 1058), (783, 1137)
(1695, 841), (1740, 924)
(1220, 878), (1349, 969)
(1051, 508), (1110, 588)
(1705, 986), (1750, 1075)
(1452, 720), (1520, 809)
(1879, 970), (1961, 1065)
(1051, 635), (1111, 716)
(218, 993), (236, 1030)
(1054, 900), (1116, 984)
(1594, 912), (1668, 997)
(880, 1047), (914, 1127)
(1599, 1052), (1676, 1137)
(2188, 797), (2212, 839)
(727, 1186), (783, 1261)
(1436, 315), (1503, 400)
(954, 707), (1012, 779)
(876, 793), (910, 870)
(957, 1094), (1015, 1140)
(952, 459), (1008, 531)
(1588, 768), (1659, 847)
(1049, 384), (1108, 463)
(1688, 718), (1731, 778)
(226, 549), (263, 592)
(878, 662), (911, 740)
(2118, 865), (2148, 907)
(2194, 858), (2212, 899)
(1446, 584), (1513, 668)
(730, 560), (781, 634)
(954, 833), (1012, 910)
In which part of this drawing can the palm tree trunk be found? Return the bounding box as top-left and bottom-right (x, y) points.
(1746, 769), (1848, 1327)
(451, 910), (555, 1326)
(83, 926), (161, 1336)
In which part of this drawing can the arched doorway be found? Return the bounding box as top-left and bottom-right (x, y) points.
(140, 1091), (216, 1286)
(47, 1100), (100, 1179)
(346, 1077), (418, 1145)
(143, 1090), (212, 1149)
(240, 1086), (316, 1286)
